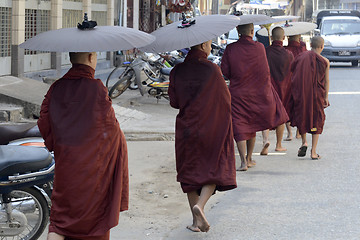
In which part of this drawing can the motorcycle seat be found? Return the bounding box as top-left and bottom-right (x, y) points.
(160, 68), (173, 76)
(0, 145), (52, 177)
(0, 123), (42, 145)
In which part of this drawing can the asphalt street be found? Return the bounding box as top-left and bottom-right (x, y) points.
(38, 62), (360, 240)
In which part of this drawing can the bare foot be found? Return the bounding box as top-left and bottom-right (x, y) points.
(247, 159), (256, 167)
(192, 205), (210, 232)
(237, 161), (248, 171)
(275, 147), (287, 152)
(260, 142), (270, 155)
(186, 225), (201, 232)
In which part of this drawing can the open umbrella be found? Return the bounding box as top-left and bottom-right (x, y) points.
(140, 14), (240, 53)
(256, 22), (317, 36)
(19, 14), (155, 52)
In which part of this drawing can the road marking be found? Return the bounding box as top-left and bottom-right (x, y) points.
(235, 152), (287, 156)
(329, 92), (360, 95)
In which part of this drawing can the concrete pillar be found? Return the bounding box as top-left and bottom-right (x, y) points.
(133, 0), (139, 30)
(123, 0), (127, 27)
(161, 5), (166, 27)
(107, 0), (114, 26)
(107, 0), (114, 66)
(83, 0), (91, 19)
(11, 0), (25, 77)
(51, 0), (63, 76)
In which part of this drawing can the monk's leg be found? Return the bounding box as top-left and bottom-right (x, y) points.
(297, 133), (308, 157)
(193, 184), (216, 232)
(236, 140), (247, 171)
(284, 122), (293, 141)
(246, 137), (256, 166)
(47, 232), (65, 240)
(275, 124), (287, 152)
(296, 128), (301, 139)
(186, 191), (201, 232)
(260, 130), (270, 155)
(311, 134), (321, 159)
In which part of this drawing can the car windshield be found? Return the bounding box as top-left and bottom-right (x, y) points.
(322, 19), (360, 35)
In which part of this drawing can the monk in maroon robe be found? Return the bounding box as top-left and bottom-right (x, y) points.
(265, 27), (294, 146)
(169, 40), (237, 232)
(285, 34), (307, 58)
(38, 52), (129, 240)
(221, 23), (289, 171)
(290, 37), (330, 159)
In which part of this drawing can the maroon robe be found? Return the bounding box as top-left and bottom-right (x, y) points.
(285, 40), (307, 58)
(290, 51), (328, 134)
(221, 36), (289, 141)
(38, 64), (129, 239)
(168, 49), (237, 193)
(266, 40), (294, 116)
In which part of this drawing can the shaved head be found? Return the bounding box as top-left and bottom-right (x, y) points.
(69, 52), (97, 70)
(288, 34), (301, 42)
(272, 27), (285, 41)
(236, 23), (254, 37)
(311, 36), (324, 49)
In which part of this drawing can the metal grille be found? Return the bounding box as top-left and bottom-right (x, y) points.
(91, 11), (107, 26)
(63, 9), (83, 28)
(92, 0), (107, 4)
(25, 9), (50, 55)
(0, 7), (11, 57)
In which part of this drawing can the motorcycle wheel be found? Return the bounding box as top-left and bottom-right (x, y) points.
(128, 75), (138, 90)
(0, 187), (49, 240)
(109, 75), (132, 99)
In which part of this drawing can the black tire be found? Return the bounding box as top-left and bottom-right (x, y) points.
(106, 67), (134, 91)
(109, 75), (132, 99)
(351, 60), (358, 67)
(2, 187), (49, 240)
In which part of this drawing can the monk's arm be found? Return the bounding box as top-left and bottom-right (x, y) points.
(37, 87), (54, 151)
(324, 58), (330, 108)
(168, 67), (179, 109)
(220, 49), (230, 79)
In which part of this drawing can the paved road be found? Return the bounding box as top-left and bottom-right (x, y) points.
(39, 62), (360, 240)
(166, 63), (360, 239)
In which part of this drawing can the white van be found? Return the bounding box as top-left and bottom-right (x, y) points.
(314, 10), (360, 67)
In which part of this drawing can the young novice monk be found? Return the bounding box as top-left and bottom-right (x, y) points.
(290, 36), (330, 159)
(168, 40), (237, 232)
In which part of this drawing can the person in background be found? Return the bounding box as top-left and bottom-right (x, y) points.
(290, 36), (330, 159)
(221, 23), (288, 171)
(168, 40), (237, 232)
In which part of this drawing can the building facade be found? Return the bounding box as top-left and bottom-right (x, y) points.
(0, 0), (112, 77)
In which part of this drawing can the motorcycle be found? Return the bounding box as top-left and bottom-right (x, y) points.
(0, 122), (54, 240)
(106, 52), (172, 100)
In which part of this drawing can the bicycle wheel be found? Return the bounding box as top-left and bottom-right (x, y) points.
(108, 75), (132, 99)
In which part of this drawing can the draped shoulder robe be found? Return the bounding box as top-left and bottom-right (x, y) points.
(266, 40), (294, 116)
(290, 51), (328, 134)
(168, 49), (237, 193)
(38, 64), (129, 239)
(221, 36), (289, 141)
(285, 40), (307, 58)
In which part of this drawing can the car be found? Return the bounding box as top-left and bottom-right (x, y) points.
(314, 10), (360, 67)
